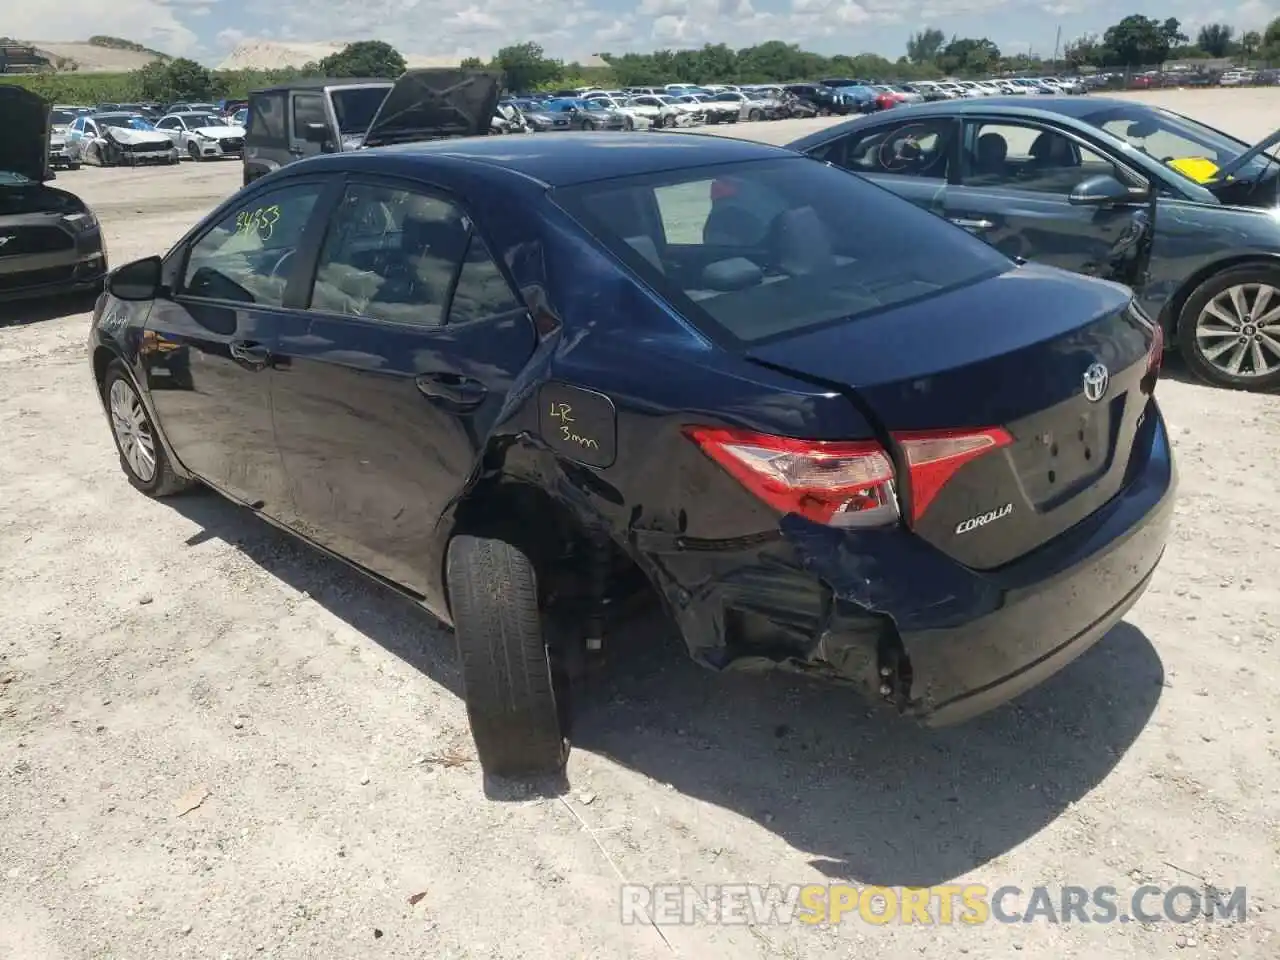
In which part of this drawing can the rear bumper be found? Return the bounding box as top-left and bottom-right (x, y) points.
(651, 402), (1175, 725)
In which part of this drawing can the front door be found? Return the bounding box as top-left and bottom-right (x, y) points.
(143, 177), (334, 512)
(288, 92), (328, 163)
(269, 176), (537, 596)
(806, 115), (957, 217)
(943, 117), (1153, 288)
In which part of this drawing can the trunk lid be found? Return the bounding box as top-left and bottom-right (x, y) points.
(362, 68), (501, 148)
(746, 264), (1158, 570)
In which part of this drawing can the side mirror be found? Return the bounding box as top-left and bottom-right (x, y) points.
(304, 122), (330, 145)
(108, 256), (164, 301)
(1068, 174), (1146, 206)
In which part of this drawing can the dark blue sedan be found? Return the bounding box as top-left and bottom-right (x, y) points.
(88, 131), (1175, 778)
(788, 96), (1280, 391)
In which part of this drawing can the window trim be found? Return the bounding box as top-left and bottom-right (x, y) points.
(298, 173), (524, 331)
(957, 115), (1150, 197)
(172, 175), (343, 312)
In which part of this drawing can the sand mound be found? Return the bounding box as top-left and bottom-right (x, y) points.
(217, 40), (463, 72)
(25, 41), (165, 72)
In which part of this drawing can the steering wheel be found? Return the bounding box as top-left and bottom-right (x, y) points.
(268, 248), (295, 279)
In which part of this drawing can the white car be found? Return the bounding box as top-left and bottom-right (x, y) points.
(66, 113), (180, 166)
(155, 111), (247, 161)
(624, 95), (686, 128)
(1219, 70), (1254, 86)
(582, 95), (654, 130)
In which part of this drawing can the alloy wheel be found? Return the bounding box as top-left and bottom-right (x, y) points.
(1195, 282), (1280, 379)
(108, 378), (157, 482)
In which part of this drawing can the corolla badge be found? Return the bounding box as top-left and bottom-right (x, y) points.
(1083, 362), (1109, 403)
(955, 502), (1013, 535)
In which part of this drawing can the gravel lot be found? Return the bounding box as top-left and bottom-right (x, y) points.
(2, 90), (1278, 960)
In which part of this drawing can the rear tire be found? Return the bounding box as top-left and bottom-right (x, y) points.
(1176, 263), (1280, 391)
(447, 535), (568, 778)
(748, 109), (763, 121)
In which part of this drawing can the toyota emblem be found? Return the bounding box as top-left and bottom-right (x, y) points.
(1083, 362), (1109, 403)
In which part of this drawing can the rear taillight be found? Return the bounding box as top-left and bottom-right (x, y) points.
(682, 426), (899, 527)
(684, 425), (1012, 529)
(892, 428), (1014, 523)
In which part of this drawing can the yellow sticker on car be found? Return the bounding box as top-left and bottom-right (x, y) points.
(1167, 156), (1225, 183)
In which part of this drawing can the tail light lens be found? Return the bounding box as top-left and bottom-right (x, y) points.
(684, 425), (1012, 529)
(893, 429), (1013, 523)
(1147, 320), (1164, 378)
(682, 427), (898, 527)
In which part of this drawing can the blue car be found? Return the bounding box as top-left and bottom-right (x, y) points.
(88, 131), (1175, 778)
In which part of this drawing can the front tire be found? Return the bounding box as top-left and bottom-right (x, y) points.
(748, 109), (763, 121)
(1177, 264), (1280, 390)
(187, 142), (202, 162)
(447, 535), (568, 778)
(102, 361), (191, 497)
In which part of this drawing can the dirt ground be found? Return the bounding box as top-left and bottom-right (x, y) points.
(2, 90), (1278, 960)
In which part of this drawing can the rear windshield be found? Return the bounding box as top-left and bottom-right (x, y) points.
(331, 87), (392, 135)
(553, 157), (1010, 345)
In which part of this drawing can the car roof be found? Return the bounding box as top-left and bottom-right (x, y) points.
(251, 78), (393, 94)
(326, 131), (791, 187)
(880, 95), (1127, 121)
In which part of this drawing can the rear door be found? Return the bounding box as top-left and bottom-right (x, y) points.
(804, 116), (957, 217)
(269, 175), (537, 595)
(943, 116), (1154, 288)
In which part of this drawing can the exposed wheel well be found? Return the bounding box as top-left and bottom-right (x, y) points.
(92, 346), (117, 393)
(1160, 254), (1280, 337)
(445, 478), (651, 627)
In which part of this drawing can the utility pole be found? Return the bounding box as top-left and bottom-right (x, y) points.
(1052, 25), (1062, 71)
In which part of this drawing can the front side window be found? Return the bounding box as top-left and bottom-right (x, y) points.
(555, 157), (1010, 345)
(292, 94), (327, 139)
(820, 118), (955, 180)
(308, 184), (471, 326)
(963, 121), (1124, 194)
(181, 182), (324, 306)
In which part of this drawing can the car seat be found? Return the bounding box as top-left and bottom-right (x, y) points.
(1028, 132), (1076, 169)
(973, 132), (1009, 178)
(767, 206), (837, 276)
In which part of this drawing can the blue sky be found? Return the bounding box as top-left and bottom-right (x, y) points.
(12, 0), (1278, 65)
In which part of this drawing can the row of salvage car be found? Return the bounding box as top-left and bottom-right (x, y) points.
(47, 102), (245, 169)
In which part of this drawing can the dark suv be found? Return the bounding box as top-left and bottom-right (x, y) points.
(242, 70), (502, 187)
(242, 77), (394, 186)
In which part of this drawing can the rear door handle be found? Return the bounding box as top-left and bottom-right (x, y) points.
(950, 217), (995, 231)
(415, 373), (487, 410)
(229, 340), (271, 367)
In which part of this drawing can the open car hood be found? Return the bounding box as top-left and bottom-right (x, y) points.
(363, 68), (501, 148)
(0, 85), (52, 182)
(102, 125), (173, 146)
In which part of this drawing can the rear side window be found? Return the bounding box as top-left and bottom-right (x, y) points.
(554, 157), (1011, 346)
(247, 93), (287, 146)
(292, 94), (327, 139)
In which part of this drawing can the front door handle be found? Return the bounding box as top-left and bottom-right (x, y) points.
(415, 373), (487, 410)
(950, 217), (995, 231)
(229, 340), (271, 368)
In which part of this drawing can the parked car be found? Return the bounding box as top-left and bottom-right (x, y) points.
(242, 76), (396, 185)
(783, 83), (846, 114)
(541, 98), (627, 130)
(788, 95), (1280, 390)
(623, 94), (687, 128)
(156, 111), (247, 161)
(689, 93), (741, 123)
(508, 98), (573, 132)
(0, 85), (107, 301)
(47, 107), (82, 170)
(90, 130), (1173, 779)
(580, 95), (655, 130)
(66, 112), (180, 167)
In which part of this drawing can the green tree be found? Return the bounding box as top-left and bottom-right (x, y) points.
(1241, 30), (1262, 60)
(317, 40), (405, 78)
(493, 42), (562, 92)
(1100, 15), (1174, 67)
(906, 28), (945, 65)
(1196, 23), (1234, 57)
(1064, 34), (1101, 69)
(459, 56), (484, 69)
(937, 36), (1001, 74)
(1160, 17), (1188, 46)
(134, 57), (227, 101)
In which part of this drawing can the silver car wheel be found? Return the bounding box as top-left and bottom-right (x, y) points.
(1195, 282), (1280, 379)
(108, 378), (157, 482)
